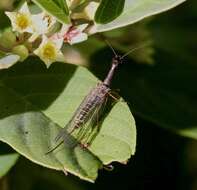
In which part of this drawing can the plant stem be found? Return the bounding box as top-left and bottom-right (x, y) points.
(0, 44), (11, 53)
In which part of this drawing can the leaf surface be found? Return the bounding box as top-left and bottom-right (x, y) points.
(33, 0), (70, 24)
(95, 0), (125, 24)
(92, 0), (186, 33)
(0, 153), (19, 178)
(0, 59), (136, 181)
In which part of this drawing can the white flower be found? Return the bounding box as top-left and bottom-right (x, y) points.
(34, 35), (64, 67)
(29, 12), (56, 42)
(5, 2), (57, 42)
(5, 2), (34, 33)
(52, 24), (88, 45)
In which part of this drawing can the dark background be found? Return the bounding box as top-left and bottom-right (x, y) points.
(0, 0), (197, 190)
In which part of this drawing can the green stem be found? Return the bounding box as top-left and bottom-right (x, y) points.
(0, 44), (11, 53)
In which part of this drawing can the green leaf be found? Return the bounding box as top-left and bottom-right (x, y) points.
(0, 11), (10, 30)
(90, 101), (136, 164)
(91, 0), (186, 33)
(32, 0), (70, 24)
(0, 59), (136, 181)
(95, 0), (125, 24)
(8, 157), (88, 190)
(0, 153), (19, 178)
(53, 0), (69, 15)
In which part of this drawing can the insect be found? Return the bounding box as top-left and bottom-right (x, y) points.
(46, 42), (147, 154)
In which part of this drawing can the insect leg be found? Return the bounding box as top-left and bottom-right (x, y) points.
(107, 91), (120, 101)
(45, 140), (64, 155)
(108, 90), (127, 104)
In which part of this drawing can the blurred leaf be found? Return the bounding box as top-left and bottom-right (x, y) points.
(95, 0), (125, 24)
(53, 0), (69, 15)
(0, 59), (136, 181)
(0, 0), (13, 10)
(75, 20), (154, 66)
(0, 51), (5, 58)
(8, 157), (87, 190)
(90, 47), (197, 140)
(0, 11), (10, 30)
(0, 153), (19, 178)
(73, 37), (106, 64)
(103, 20), (155, 64)
(14, 0), (26, 9)
(91, 0), (186, 33)
(149, 1), (197, 64)
(32, 0), (70, 24)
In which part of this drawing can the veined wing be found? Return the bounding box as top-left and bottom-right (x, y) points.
(46, 96), (108, 154)
(74, 96), (108, 147)
(46, 83), (110, 153)
(46, 95), (104, 153)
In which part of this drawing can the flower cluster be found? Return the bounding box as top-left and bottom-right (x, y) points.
(5, 2), (88, 67)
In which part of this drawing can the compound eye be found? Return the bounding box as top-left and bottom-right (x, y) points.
(101, 89), (105, 94)
(100, 87), (107, 94)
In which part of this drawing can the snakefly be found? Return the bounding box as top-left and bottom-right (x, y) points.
(46, 42), (147, 154)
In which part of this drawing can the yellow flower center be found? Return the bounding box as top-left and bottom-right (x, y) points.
(16, 13), (31, 30)
(42, 42), (56, 60)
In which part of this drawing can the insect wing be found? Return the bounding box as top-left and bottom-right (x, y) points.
(75, 96), (108, 146)
(47, 84), (110, 153)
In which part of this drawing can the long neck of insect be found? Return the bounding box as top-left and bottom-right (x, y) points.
(103, 58), (120, 86)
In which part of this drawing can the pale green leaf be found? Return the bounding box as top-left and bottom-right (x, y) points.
(90, 101), (136, 164)
(91, 0), (186, 33)
(0, 60), (136, 181)
(0, 153), (19, 178)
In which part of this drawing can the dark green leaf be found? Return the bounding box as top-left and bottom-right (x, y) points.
(32, 0), (70, 24)
(53, 0), (69, 15)
(0, 153), (19, 177)
(95, 0), (125, 24)
(90, 49), (197, 140)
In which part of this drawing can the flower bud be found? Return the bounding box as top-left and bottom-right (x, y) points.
(0, 29), (16, 49)
(12, 45), (29, 62)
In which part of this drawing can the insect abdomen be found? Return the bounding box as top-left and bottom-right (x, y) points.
(75, 96), (101, 125)
(67, 83), (110, 134)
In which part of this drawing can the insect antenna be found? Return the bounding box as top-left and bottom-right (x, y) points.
(105, 40), (117, 56)
(105, 40), (151, 60)
(121, 42), (151, 59)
